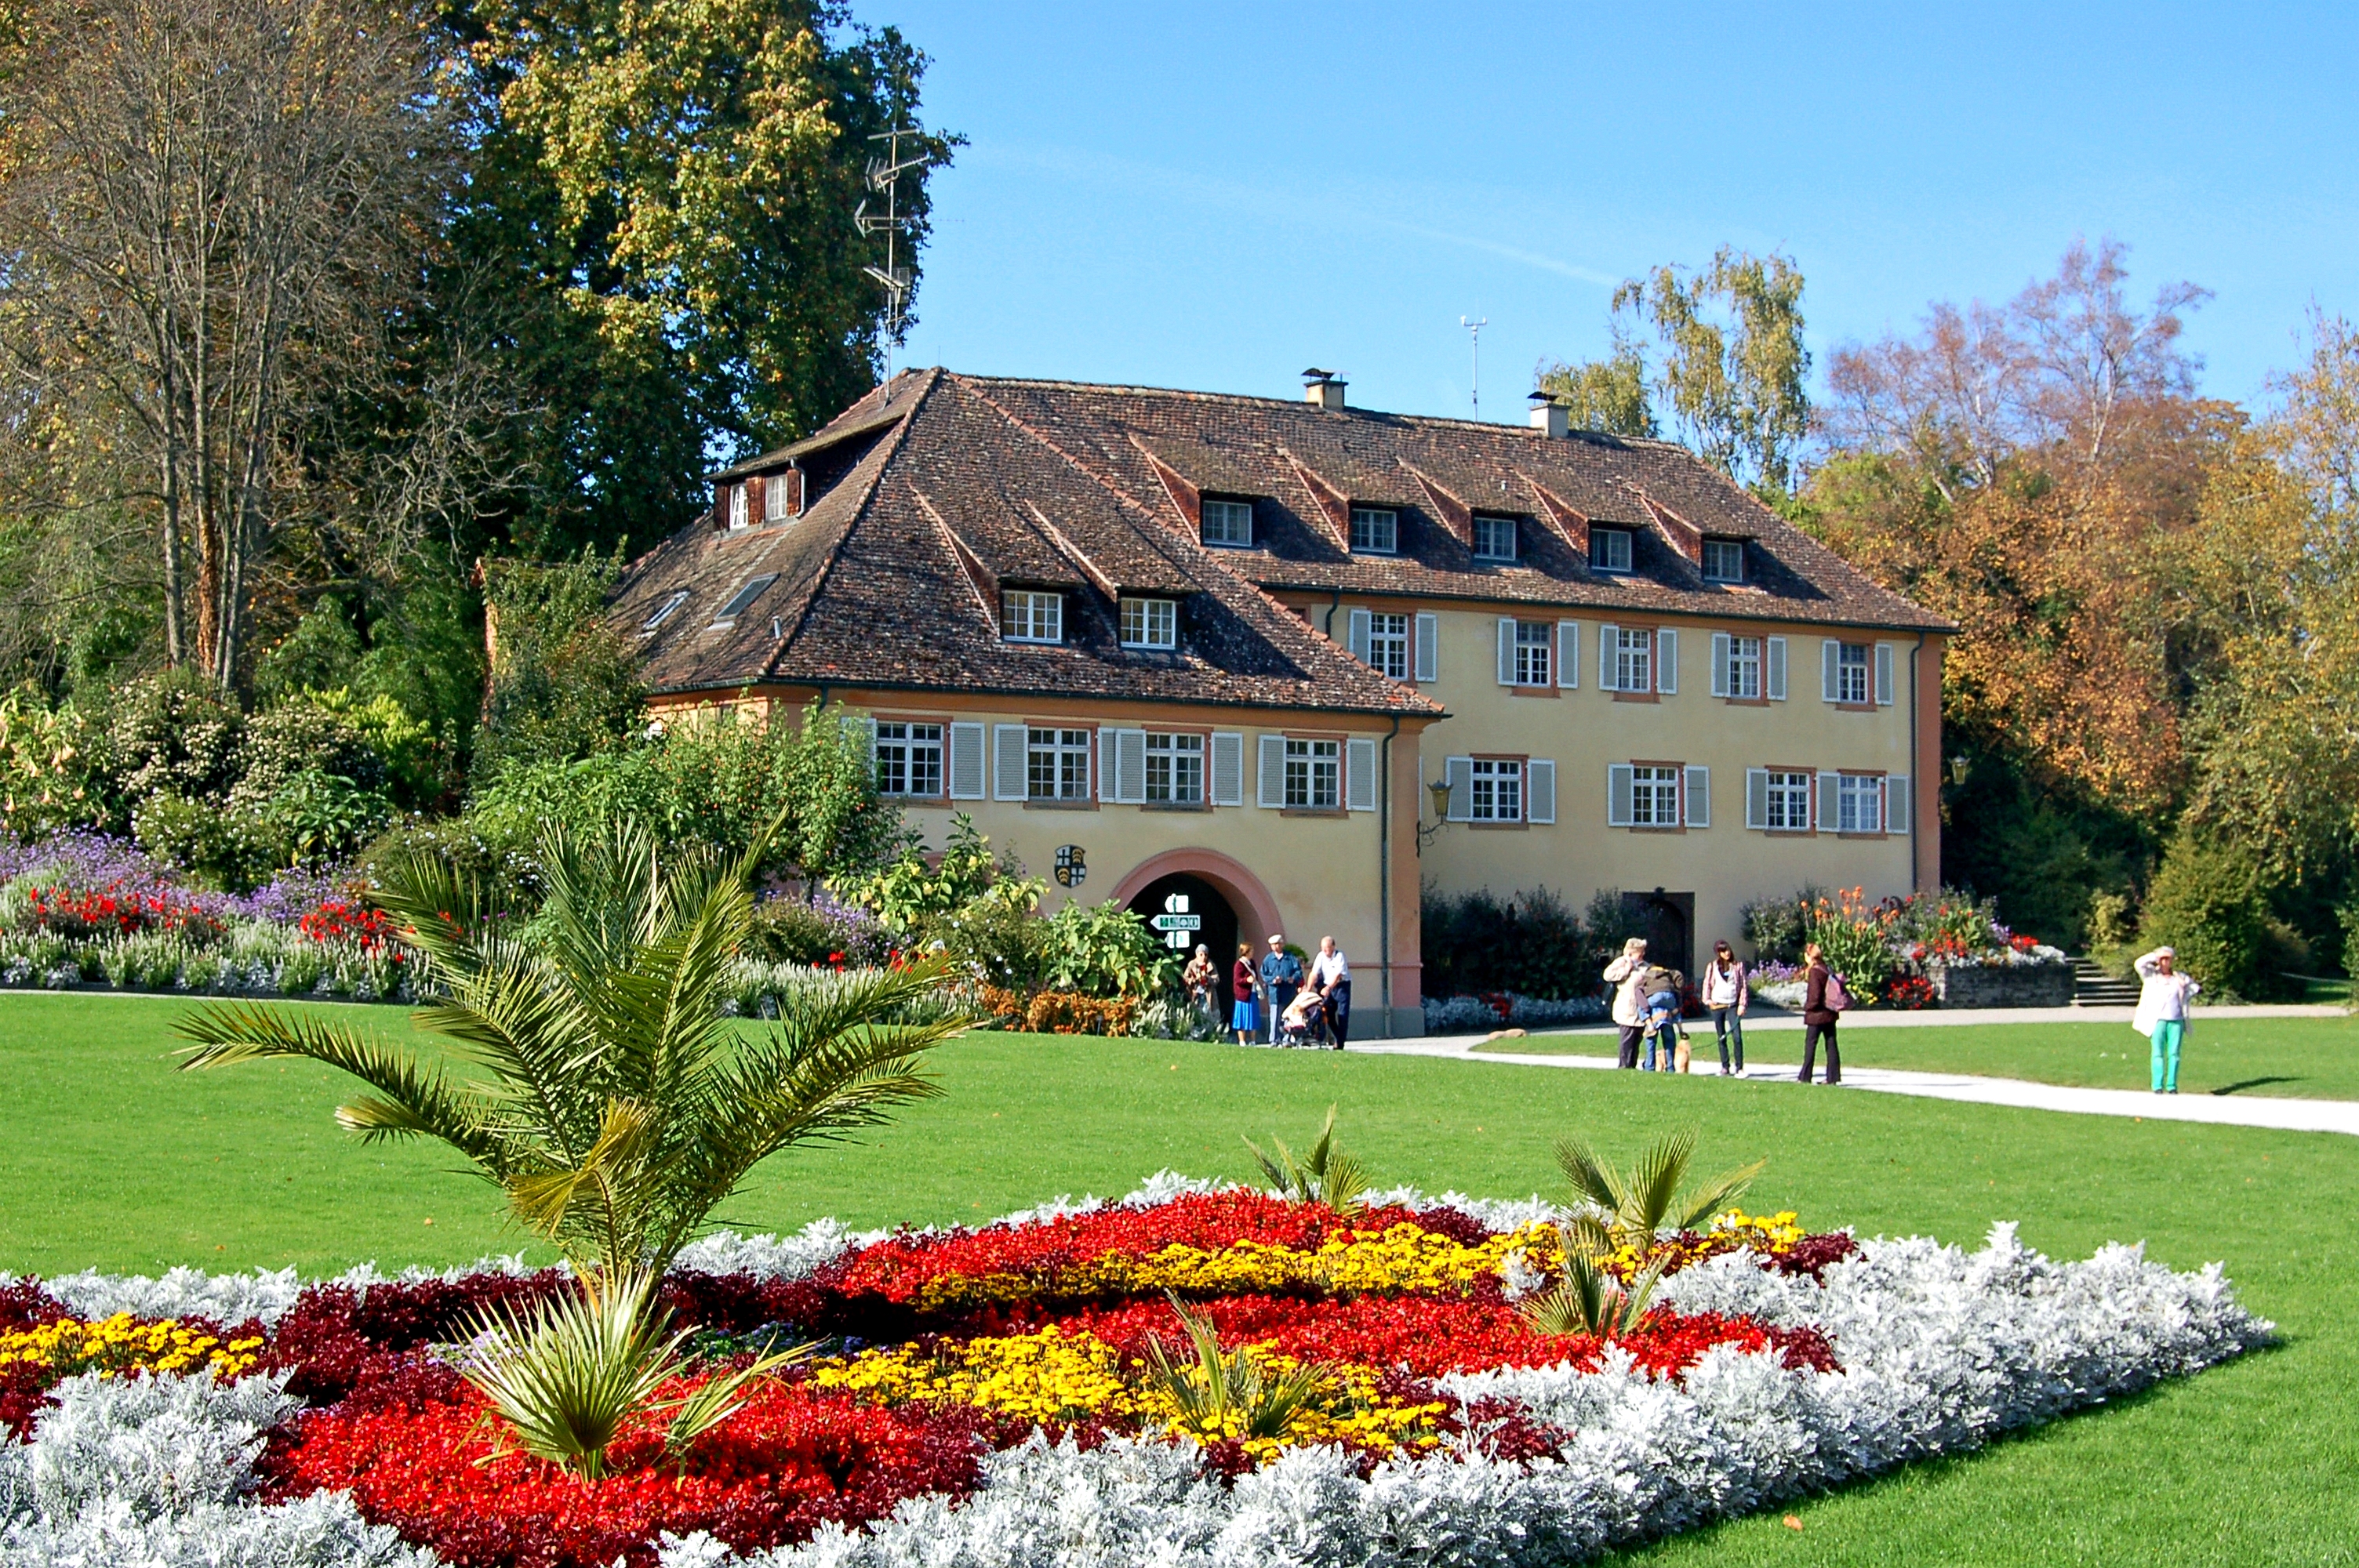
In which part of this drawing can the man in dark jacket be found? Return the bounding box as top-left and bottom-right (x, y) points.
(1797, 942), (1841, 1084)
(1259, 936), (1303, 1045)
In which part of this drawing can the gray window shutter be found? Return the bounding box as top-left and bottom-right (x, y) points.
(1526, 759), (1556, 824)
(1556, 620), (1579, 688)
(1656, 629), (1677, 694)
(993, 724), (1029, 800)
(1210, 731), (1245, 805)
(1888, 772), (1912, 834)
(1413, 612), (1439, 682)
(1684, 765), (1710, 828)
(1766, 636), (1788, 701)
(1608, 763), (1636, 827)
(1098, 728), (1118, 804)
(1258, 734), (1286, 808)
(1875, 642), (1896, 706)
(1822, 639), (1840, 703)
(1746, 768), (1771, 829)
(947, 722), (986, 800)
(1115, 728), (1148, 804)
(1346, 737), (1376, 811)
(1599, 623), (1620, 691)
(1710, 633), (1731, 698)
(1818, 770), (1842, 831)
(1496, 618), (1516, 685)
(1445, 756), (1473, 821)
(1347, 607), (1372, 666)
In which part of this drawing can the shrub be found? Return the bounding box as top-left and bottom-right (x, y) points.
(1739, 886), (1825, 965)
(2138, 829), (2275, 1000)
(1422, 885), (1637, 1001)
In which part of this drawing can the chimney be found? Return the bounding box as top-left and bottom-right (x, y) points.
(1302, 368), (1347, 411)
(1528, 392), (1568, 439)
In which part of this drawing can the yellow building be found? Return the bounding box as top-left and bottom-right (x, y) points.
(612, 369), (1950, 1036)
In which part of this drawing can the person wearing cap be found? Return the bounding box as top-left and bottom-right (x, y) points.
(2132, 945), (2201, 1094)
(1309, 936), (1351, 1049)
(1258, 935), (1303, 1045)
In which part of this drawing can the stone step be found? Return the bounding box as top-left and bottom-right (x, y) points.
(2068, 956), (2142, 1007)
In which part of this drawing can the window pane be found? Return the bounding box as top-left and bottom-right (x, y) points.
(1349, 508), (1397, 553)
(1368, 612), (1408, 679)
(1474, 515), (1516, 560)
(1838, 642), (1870, 703)
(1616, 627), (1652, 691)
(1728, 636), (1761, 699)
(1203, 499), (1252, 546)
(1514, 621), (1550, 685)
(1121, 597), (1176, 648)
(1590, 529), (1631, 572)
(1703, 539), (1743, 581)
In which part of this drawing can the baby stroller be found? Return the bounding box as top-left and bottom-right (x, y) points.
(1640, 966), (1690, 1072)
(1277, 985), (1328, 1047)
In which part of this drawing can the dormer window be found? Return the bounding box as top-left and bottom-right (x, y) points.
(1472, 514), (1518, 561)
(1702, 539), (1744, 583)
(727, 483), (750, 530)
(1590, 528), (1633, 573)
(1119, 596), (1177, 649)
(1001, 589), (1063, 644)
(711, 574), (776, 627)
(1201, 498), (1252, 547)
(765, 469), (801, 523)
(1349, 507), (1398, 554)
(641, 590), (689, 635)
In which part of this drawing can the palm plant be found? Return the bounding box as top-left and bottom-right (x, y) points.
(1140, 1294), (1330, 1443)
(461, 1265), (809, 1479)
(176, 815), (966, 1275)
(1517, 1248), (1669, 1340)
(1552, 1129), (1765, 1265)
(1241, 1105), (1369, 1219)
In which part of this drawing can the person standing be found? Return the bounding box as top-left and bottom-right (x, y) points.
(1604, 937), (1648, 1069)
(1703, 941), (1749, 1076)
(1259, 935), (1303, 1045)
(1797, 941), (1842, 1084)
(1183, 944), (1217, 1018)
(1229, 943), (1261, 1047)
(1310, 935), (1351, 1050)
(2133, 946), (2201, 1094)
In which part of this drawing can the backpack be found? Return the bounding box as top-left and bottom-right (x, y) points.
(1823, 971), (1854, 1014)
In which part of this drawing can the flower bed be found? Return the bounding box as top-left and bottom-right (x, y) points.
(0, 1177), (2268, 1567)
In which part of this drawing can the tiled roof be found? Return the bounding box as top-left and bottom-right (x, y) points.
(614, 370), (1949, 712)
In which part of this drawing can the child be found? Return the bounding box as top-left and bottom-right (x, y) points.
(1278, 983), (1327, 1047)
(1641, 966), (1688, 1072)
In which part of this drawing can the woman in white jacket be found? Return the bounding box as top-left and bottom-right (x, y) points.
(2133, 946), (2201, 1094)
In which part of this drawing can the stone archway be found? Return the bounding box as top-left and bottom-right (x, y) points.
(1127, 873), (1237, 977)
(1110, 849), (1286, 956)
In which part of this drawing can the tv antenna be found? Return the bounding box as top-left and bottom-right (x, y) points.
(1461, 315), (1488, 416)
(855, 123), (933, 380)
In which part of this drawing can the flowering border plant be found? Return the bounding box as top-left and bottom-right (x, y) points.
(0, 1175), (2269, 1568)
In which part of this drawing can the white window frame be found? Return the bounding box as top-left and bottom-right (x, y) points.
(1610, 626), (1652, 693)
(1701, 539), (1744, 582)
(1749, 768), (1812, 832)
(872, 720), (944, 799)
(1514, 620), (1551, 687)
(1143, 730), (1205, 805)
(1366, 611), (1408, 679)
(1629, 764), (1683, 828)
(1712, 633), (1762, 699)
(1026, 725), (1092, 802)
(1826, 639), (1871, 705)
(727, 483), (749, 530)
(764, 470), (797, 523)
(1469, 757), (1524, 823)
(1001, 590), (1064, 644)
(1472, 514), (1518, 561)
(1590, 528), (1633, 572)
(1835, 771), (1885, 834)
(1201, 497), (1253, 547)
(1284, 736), (1341, 811)
(1119, 596), (1177, 649)
(1349, 506), (1398, 554)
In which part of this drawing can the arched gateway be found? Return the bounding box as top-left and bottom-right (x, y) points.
(1110, 850), (1286, 968)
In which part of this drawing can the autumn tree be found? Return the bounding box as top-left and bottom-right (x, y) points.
(0, 0), (454, 688)
(1539, 247), (1808, 492)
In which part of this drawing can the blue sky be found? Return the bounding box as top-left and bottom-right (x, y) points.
(872, 2), (2357, 426)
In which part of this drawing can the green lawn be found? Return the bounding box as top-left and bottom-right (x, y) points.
(2, 993), (2354, 1564)
(1476, 1014), (2359, 1100)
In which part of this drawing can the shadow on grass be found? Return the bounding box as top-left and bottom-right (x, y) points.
(2212, 1076), (2305, 1096)
(1600, 1337), (2289, 1563)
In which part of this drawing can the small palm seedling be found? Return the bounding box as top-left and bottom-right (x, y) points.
(1242, 1105), (1369, 1218)
(1553, 1129), (1765, 1264)
(1518, 1248), (1669, 1341)
(461, 1266), (809, 1479)
(1140, 1293), (1330, 1443)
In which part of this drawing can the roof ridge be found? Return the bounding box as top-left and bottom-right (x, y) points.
(758, 368), (940, 677)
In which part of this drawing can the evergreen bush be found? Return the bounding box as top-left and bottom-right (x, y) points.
(2138, 830), (2277, 1000)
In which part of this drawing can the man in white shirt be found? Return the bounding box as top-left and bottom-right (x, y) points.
(1310, 936), (1351, 1050)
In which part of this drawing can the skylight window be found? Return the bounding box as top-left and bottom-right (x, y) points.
(641, 590), (689, 634)
(711, 575), (776, 626)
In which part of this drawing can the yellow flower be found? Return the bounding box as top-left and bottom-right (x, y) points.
(0, 1315), (262, 1385)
